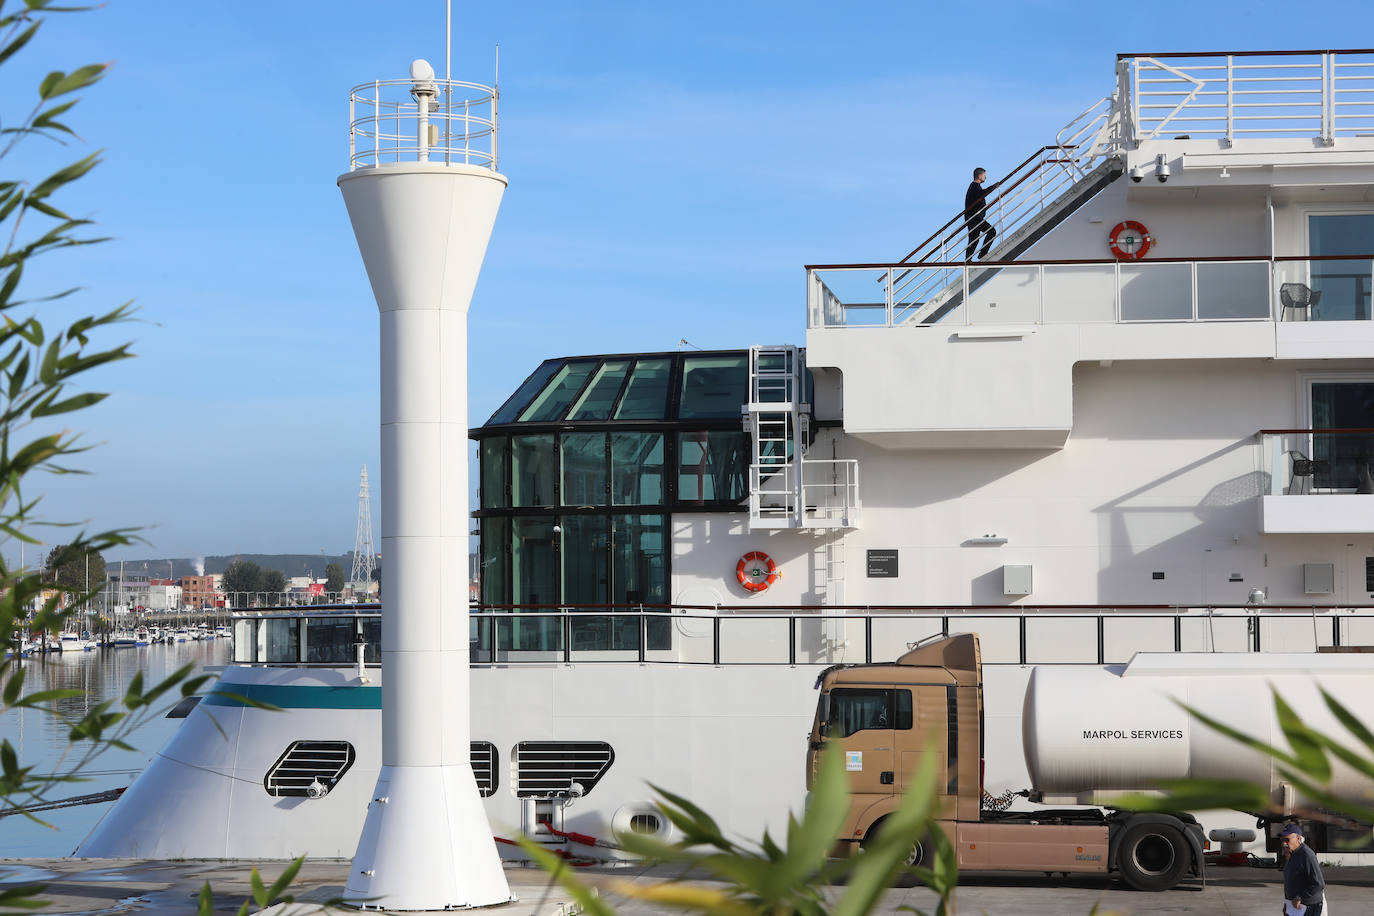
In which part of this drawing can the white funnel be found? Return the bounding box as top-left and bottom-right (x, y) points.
(338, 70), (510, 910)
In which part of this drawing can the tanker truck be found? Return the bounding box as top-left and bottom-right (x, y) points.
(807, 632), (1374, 891)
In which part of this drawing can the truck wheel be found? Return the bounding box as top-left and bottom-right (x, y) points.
(861, 818), (927, 868)
(1117, 822), (1189, 891)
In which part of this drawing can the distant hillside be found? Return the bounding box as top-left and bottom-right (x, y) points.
(116, 555), (367, 579)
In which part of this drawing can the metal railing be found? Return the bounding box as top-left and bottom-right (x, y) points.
(1121, 50), (1374, 143)
(348, 77), (497, 171)
(809, 254), (1374, 329)
(888, 100), (1115, 309)
(1260, 428), (1374, 496)
(228, 603), (1374, 668)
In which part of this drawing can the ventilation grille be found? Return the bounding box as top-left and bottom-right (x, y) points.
(472, 741), (498, 797)
(264, 740), (356, 797)
(514, 741), (615, 797)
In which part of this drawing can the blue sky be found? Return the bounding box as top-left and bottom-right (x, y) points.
(11, 0), (1366, 560)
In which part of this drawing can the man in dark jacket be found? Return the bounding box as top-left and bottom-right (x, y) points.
(1280, 823), (1325, 915)
(964, 167), (1000, 261)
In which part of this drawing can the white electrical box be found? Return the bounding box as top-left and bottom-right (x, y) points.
(1003, 564), (1033, 596)
(1303, 563), (1335, 595)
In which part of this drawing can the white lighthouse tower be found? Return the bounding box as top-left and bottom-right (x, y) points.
(337, 61), (511, 909)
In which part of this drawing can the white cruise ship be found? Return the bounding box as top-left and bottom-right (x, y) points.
(79, 49), (1374, 867)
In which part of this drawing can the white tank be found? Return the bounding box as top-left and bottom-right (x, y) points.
(1022, 651), (1374, 806)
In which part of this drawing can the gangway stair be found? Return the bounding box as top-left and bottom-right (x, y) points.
(890, 97), (1124, 326)
(746, 345), (858, 530)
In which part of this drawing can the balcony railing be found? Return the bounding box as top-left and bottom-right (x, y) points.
(1260, 428), (1374, 496)
(807, 255), (1374, 329)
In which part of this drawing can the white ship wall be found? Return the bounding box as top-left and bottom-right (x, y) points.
(673, 359), (1374, 609)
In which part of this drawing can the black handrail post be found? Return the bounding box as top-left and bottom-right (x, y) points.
(638, 609), (646, 664)
(562, 609), (571, 664)
(788, 615), (796, 666)
(713, 616), (721, 666)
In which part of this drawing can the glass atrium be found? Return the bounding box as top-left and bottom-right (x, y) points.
(473, 351), (756, 611)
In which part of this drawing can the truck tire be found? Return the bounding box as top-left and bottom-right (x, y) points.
(860, 817), (927, 868)
(1117, 821), (1189, 891)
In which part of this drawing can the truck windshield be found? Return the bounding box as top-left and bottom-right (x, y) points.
(821, 688), (912, 737)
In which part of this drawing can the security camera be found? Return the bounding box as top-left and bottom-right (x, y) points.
(1129, 165), (1144, 183)
(1154, 153), (1170, 184)
(306, 779), (330, 799)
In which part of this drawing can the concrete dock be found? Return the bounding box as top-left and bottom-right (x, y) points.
(2, 858), (1372, 914)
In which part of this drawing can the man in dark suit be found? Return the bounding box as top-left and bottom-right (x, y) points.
(964, 167), (1000, 261)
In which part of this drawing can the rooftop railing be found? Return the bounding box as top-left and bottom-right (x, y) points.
(348, 77), (497, 171)
(807, 254), (1374, 329)
(1119, 50), (1374, 143)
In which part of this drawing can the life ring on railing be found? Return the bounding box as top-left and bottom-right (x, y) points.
(736, 551), (780, 593)
(1108, 220), (1153, 259)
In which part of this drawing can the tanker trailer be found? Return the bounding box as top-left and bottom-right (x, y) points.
(813, 632), (1356, 891)
(1023, 649), (1374, 853)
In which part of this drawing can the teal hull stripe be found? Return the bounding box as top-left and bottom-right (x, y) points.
(202, 684), (382, 709)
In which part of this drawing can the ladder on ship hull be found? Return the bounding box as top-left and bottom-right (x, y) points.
(746, 345), (858, 531)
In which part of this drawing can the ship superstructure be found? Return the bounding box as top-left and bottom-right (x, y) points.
(79, 50), (1374, 868)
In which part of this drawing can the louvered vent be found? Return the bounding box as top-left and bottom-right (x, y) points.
(472, 741), (498, 797)
(263, 740), (356, 797)
(513, 741), (615, 797)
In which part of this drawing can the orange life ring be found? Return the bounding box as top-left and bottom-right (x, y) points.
(736, 551), (779, 592)
(1108, 220), (1153, 259)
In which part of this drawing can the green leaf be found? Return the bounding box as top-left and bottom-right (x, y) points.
(0, 20), (39, 69)
(3, 667), (24, 705)
(1274, 690), (1331, 781)
(1323, 688), (1374, 756)
(249, 866), (267, 907)
(37, 62), (105, 100)
(262, 854), (304, 904)
(834, 737), (945, 916)
(515, 839), (620, 916)
(196, 882), (213, 916)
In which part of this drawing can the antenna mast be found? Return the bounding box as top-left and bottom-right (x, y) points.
(350, 465), (377, 590)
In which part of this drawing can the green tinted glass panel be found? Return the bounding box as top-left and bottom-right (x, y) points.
(480, 436), (508, 509)
(614, 358), (672, 420)
(488, 360), (560, 425)
(518, 361), (597, 422)
(561, 433), (607, 505)
(562, 515), (608, 604)
(511, 434), (555, 507)
(611, 513), (666, 604)
(481, 517), (510, 605)
(567, 360), (631, 420)
(511, 516), (556, 605)
(678, 355), (748, 419)
(611, 433), (664, 505)
(677, 431), (747, 504)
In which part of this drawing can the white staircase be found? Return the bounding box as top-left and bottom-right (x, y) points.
(745, 345), (859, 530)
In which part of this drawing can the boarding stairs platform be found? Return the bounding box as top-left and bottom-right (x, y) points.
(893, 97), (1123, 325)
(745, 345), (858, 530)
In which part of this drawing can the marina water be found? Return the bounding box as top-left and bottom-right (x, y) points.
(0, 640), (230, 856)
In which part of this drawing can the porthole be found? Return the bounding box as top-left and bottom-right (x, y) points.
(612, 802), (671, 840)
(629, 813), (661, 835)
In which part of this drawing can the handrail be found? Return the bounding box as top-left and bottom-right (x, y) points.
(893, 145), (1066, 266)
(1119, 49), (1374, 60)
(1260, 428), (1374, 435)
(809, 252), (1374, 271)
